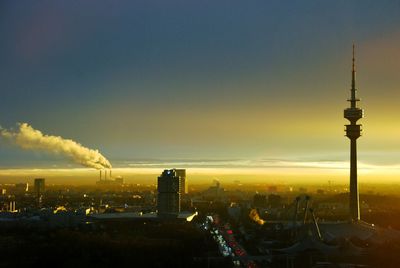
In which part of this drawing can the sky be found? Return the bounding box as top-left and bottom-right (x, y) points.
(0, 1), (399, 184)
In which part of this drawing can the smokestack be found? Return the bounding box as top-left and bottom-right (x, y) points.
(110, 170), (112, 179)
(100, 170), (102, 181)
(105, 169), (107, 181)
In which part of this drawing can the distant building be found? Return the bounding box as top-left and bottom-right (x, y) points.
(202, 181), (225, 201)
(253, 194), (267, 208)
(34, 178), (45, 198)
(175, 169), (188, 194)
(114, 176), (124, 184)
(34, 178), (45, 207)
(267, 194), (282, 208)
(15, 183), (29, 193)
(228, 203), (241, 221)
(157, 169), (181, 216)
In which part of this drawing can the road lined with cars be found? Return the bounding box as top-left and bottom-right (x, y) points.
(206, 214), (258, 268)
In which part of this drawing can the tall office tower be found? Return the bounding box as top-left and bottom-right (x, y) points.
(34, 178), (45, 197)
(175, 169), (188, 194)
(34, 178), (45, 206)
(344, 45), (364, 221)
(157, 169), (181, 216)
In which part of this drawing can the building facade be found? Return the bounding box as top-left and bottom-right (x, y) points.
(34, 178), (45, 198)
(157, 169), (181, 216)
(175, 169), (187, 194)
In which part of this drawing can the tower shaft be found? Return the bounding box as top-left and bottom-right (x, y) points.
(350, 138), (360, 220)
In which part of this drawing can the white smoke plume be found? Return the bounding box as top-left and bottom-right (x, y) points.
(0, 123), (112, 169)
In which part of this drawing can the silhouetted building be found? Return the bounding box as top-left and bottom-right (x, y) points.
(157, 169), (181, 216)
(344, 45), (364, 221)
(227, 203), (241, 221)
(34, 178), (45, 198)
(202, 181), (225, 201)
(268, 194), (282, 208)
(14, 183), (29, 193)
(253, 194), (267, 207)
(34, 178), (45, 207)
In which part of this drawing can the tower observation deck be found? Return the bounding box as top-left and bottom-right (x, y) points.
(344, 45), (364, 221)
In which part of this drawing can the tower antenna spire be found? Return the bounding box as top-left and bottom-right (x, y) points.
(350, 43), (357, 108)
(352, 43), (355, 84)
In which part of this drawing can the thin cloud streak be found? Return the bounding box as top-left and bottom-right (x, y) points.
(124, 159), (400, 171)
(2, 159), (400, 177)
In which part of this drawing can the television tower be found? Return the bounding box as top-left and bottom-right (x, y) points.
(344, 44), (364, 221)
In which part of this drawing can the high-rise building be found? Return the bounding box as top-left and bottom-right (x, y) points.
(34, 178), (45, 199)
(157, 169), (181, 216)
(344, 45), (364, 221)
(175, 169), (188, 194)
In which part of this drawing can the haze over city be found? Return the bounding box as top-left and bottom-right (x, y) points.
(0, 1), (399, 186)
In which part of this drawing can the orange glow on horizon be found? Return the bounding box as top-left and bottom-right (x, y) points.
(1, 160), (400, 185)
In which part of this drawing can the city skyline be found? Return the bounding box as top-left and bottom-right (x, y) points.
(1, 2), (400, 183)
(2, 3), (400, 267)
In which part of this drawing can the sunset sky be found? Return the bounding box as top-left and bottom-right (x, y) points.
(0, 1), (399, 184)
